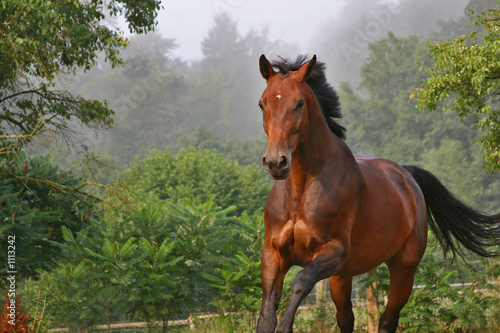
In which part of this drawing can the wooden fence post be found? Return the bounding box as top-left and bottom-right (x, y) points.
(366, 271), (380, 333)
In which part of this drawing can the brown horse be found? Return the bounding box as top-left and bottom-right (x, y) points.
(256, 54), (500, 333)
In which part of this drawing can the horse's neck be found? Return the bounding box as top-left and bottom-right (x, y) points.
(289, 108), (358, 187)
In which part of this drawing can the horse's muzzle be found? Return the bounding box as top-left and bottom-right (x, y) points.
(262, 154), (290, 180)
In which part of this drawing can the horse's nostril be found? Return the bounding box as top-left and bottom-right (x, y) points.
(262, 156), (267, 167)
(279, 156), (288, 170)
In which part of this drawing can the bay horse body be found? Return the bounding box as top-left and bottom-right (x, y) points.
(256, 55), (500, 333)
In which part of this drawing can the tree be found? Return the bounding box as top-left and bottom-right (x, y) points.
(73, 33), (192, 166)
(345, 33), (441, 162)
(0, 150), (95, 279)
(123, 199), (192, 328)
(60, 13), (298, 168)
(341, 32), (500, 212)
(310, 0), (469, 89)
(72, 16), (293, 166)
(0, 0), (162, 281)
(0, 0), (162, 193)
(414, 3), (500, 172)
(200, 212), (264, 315)
(196, 13), (298, 140)
(428, 0), (500, 41)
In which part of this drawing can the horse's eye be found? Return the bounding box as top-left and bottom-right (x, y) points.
(296, 100), (305, 109)
(258, 103), (264, 111)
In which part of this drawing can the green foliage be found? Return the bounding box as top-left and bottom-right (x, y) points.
(20, 195), (265, 330)
(398, 249), (500, 332)
(176, 126), (268, 167)
(128, 236), (185, 330)
(165, 196), (264, 314)
(415, 3), (500, 172)
(346, 32), (436, 162)
(0, 0), (162, 150)
(122, 146), (271, 218)
(200, 213), (264, 313)
(168, 196), (238, 263)
(0, 0), (160, 77)
(0, 150), (94, 279)
(0, 1), (162, 285)
(341, 32), (500, 212)
(70, 13), (298, 167)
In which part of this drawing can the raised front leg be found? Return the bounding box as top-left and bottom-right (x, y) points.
(276, 241), (347, 333)
(257, 244), (289, 333)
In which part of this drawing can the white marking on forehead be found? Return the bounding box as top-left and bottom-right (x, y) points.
(276, 94), (282, 99)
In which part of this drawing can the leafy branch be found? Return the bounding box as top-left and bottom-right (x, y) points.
(413, 5), (500, 172)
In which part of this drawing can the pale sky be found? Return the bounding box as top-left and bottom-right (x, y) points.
(156, 0), (347, 61)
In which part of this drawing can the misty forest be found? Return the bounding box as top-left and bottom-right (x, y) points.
(1, 0), (500, 332)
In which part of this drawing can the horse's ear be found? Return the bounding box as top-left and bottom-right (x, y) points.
(259, 54), (276, 81)
(295, 55), (316, 81)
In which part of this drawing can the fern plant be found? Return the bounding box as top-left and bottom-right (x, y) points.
(399, 247), (500, 332)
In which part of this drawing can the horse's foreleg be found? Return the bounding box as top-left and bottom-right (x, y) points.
(330, 275), (355, 333)
(257, 244), (289, 333)
(276, 241), (346, 333)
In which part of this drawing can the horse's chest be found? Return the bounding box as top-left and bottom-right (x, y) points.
(269, 194), (334, 264)
(270, 218), (322, 265)
(266, 180), (337, 265)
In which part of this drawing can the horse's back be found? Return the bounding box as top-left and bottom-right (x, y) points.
(355, 155), (422, 203)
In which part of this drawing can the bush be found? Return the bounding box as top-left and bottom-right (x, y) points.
(121, 146), (272, 219)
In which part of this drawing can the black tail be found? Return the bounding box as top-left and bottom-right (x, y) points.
(404, 165), (500, 258)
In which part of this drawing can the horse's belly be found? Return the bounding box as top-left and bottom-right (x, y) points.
(338, 217), (413, 276)
(338, 251), (391, 276)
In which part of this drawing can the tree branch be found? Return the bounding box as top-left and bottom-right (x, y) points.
(0, 116), (44, 140)
(0, 88), (43, 104)
(0, 171), (104, 202)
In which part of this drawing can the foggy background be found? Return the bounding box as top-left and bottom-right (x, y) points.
(54, 0), (500, 212)
(156, 0), (468, 84)
(74, 0), (470, 153)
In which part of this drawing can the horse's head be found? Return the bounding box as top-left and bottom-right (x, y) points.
(258, 54), (317, 180)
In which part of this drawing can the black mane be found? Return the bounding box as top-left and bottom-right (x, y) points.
(271, 55), (346, 140)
